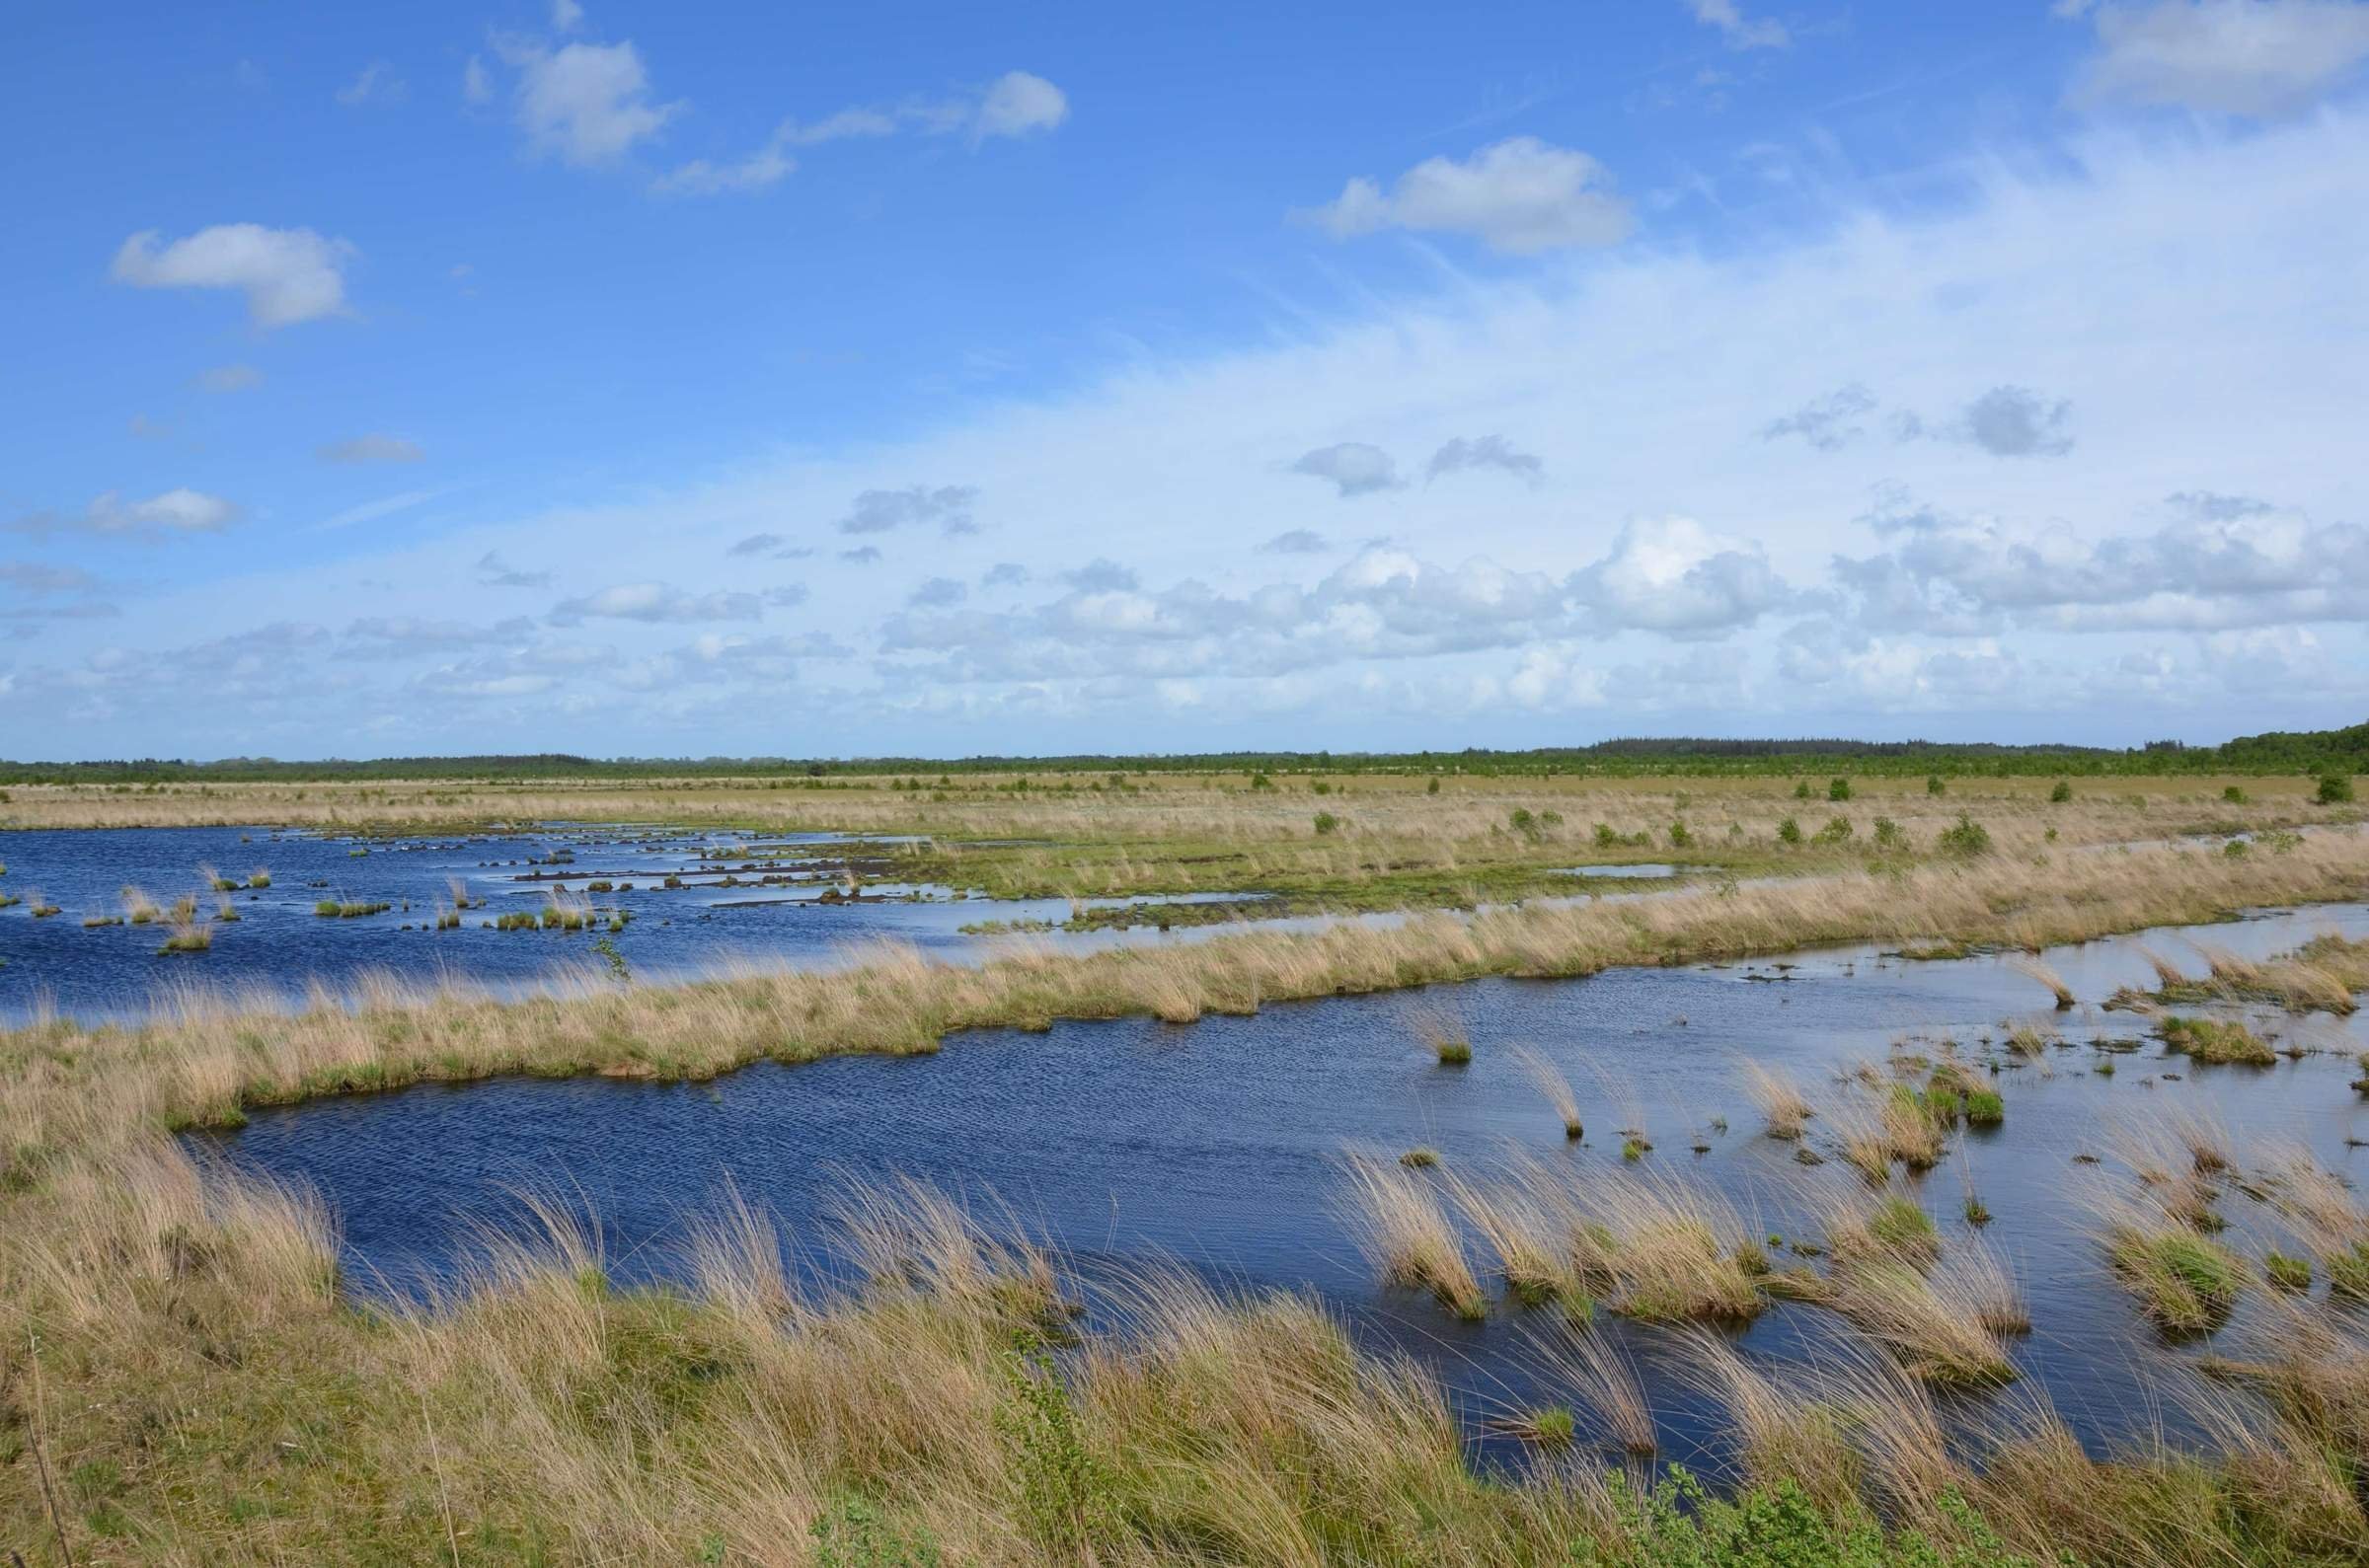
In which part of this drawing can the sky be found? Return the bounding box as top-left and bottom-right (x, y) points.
(5, 0), (2369, 760)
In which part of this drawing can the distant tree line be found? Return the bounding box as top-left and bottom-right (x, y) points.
(4, 721), (2365, 785)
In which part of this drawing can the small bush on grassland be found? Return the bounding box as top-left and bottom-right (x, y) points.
(2318, 773), (2354, 804)
(1777, 816), (1802, 846)
(2048, 780), (2073, 802)
(1937, 814), (1991, 857)
(1828, 778), (1852, 801)
(1312, 810), (1340, 836)
(1927, 774), (1947, 794)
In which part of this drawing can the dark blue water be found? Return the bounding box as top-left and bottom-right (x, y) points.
(201, 901), (2369, 1469)
(0, 824), (1241, 1022)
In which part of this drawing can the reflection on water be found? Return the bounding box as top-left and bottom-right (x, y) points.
(202, 901), (2369, 1471)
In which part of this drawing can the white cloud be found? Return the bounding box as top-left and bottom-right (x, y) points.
(1567, 518), (1796, 635)
(655, 143), (793, 195)
(552, 0), (585, 31)
(662, 70), (1066, 197)
(463, 55), (493, 107)
(1683, 0), (1790, 49)
(2068, 0), (2369, 114)
(23, 110), (2369, 751)
(1289, 442), (1402, 496)
(319, 433), (424, 465)
(548, 582), (765, 624)
(12, 488), (241, 540)
(501, 38), (679, 165)
(336, 61), (407, 107)
(110, 224), (353, 329)
(1301, 136), (1632, 254)
(1836, 489), (2369, 633)
(974, 71), (1068, 140)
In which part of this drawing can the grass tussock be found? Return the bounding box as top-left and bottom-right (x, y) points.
(1511, 1042), (1584, 1139)
(2103, 1209), (2246, 1336)
(1743, 1060), (1813, 1140)
(1340, 1155), (1486, 1319)
(2010, 955), (2075, 1009)
(2159, 1014), (2277, 1066)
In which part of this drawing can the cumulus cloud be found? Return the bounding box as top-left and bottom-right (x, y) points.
(1684, 0), (1791, 49)
(1289, 442), (1401, 497)
(837, 484), (978, 535)
(983, 561), (1030, 585)
(1260, 529), (1330, 554)
(908, 576), (967, 607)
(1426, 434), (1543, 484)
(110, 224), (353, 329)
(1300, 136), (1632, 255)
(1567, 517), (1796, 635)
(475, 552), (556, 588)
(1834, 488), (2369, 632)
(840, 545), (882, 564)
(880, 528), (1801, 690)
(498, 37), (679, 165)
(548, 582), (764, 624)
(2066, 0), (2369, 114)
(319, 433), (424, 465)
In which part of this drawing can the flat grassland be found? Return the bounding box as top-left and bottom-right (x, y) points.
(4, 770), (2368, 1565)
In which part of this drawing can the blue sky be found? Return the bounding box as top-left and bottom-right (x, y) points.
(5, 1), (2369, 759)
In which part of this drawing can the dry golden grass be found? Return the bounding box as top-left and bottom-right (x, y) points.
(4, 819), (2369, 1561)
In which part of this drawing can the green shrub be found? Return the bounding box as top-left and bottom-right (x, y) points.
(2222, 785), (2248, 804)
(1828, 778), (1852, 801)
(1872, 816), (1906, 850)
(1814, 815), (1852, 845)
(2048, 780), (2072, 802)
(2318, 774), (2354, 804)
(1776, 816), (1802, 846)
(1927, 774), (1947, 795)
(1312, 811), (1340, 836)
(1937, 814), (1992, 857)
